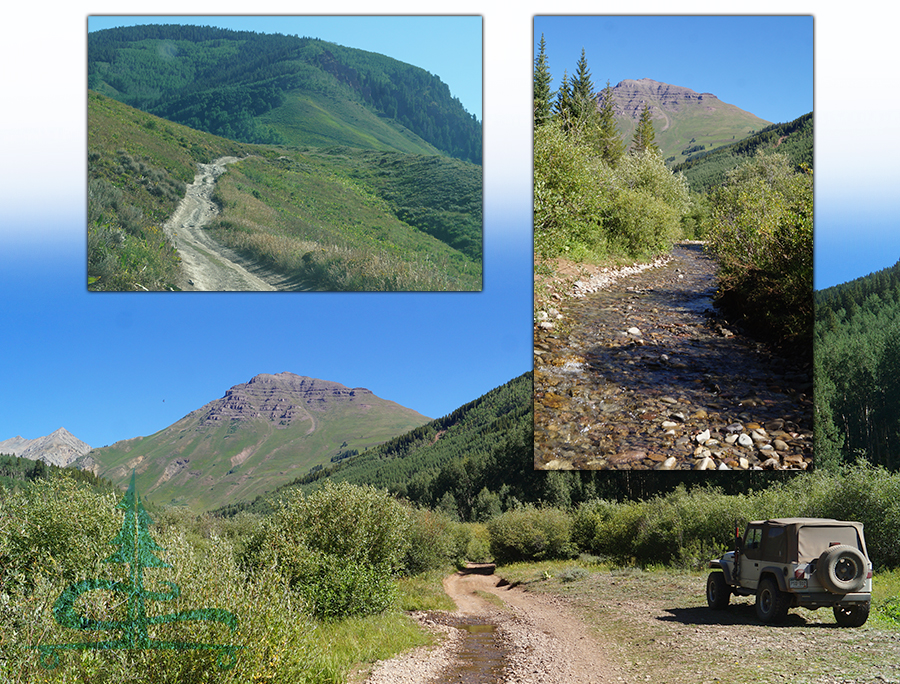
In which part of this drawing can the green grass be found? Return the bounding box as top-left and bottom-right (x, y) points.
(89, 90), (482, 292)
(208, 149), (482, 290)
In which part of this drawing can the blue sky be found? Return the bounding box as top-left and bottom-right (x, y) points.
(2, 3), (900, 449)
(534, 15), (813, 126)
(87, 15), (483, 121)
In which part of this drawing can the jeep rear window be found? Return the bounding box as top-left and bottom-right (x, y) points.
(797, 525), (862, 561)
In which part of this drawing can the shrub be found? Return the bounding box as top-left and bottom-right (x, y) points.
(487, 505), (574, 564)
(533, 121), (611, 259)
(246, 482), (410, 619)
(705, 151), (813, 344)
(402, 507), (464, 575)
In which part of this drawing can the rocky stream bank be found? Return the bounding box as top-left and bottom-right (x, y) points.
(534, 243), (813, 471)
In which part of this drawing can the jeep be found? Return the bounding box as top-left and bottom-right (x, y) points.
(707, 518), (872, 626)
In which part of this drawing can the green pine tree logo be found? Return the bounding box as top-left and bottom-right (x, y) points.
(36, 472), (241, 669)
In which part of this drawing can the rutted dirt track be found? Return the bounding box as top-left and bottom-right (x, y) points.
(363, 568), (900, 684)
(363, 568), (621, 684)
(163, 156), (308, 291)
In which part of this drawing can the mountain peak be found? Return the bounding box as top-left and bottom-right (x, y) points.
(82, 372), (430, 510)
(0, 428), (91, 467)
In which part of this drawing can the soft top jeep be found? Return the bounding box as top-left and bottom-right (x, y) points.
(707, 518), (872, 626)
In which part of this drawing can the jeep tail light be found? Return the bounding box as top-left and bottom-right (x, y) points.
(794, 566), (808, 580)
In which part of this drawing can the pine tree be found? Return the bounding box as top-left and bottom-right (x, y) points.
(632, 103), (659, 154)
(553, 69), (573, 131)
(569, 47), (596, 124)
(533, 33), (553, 128)
(595, 80), (624, 165)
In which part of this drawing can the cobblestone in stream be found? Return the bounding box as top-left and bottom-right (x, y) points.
(534, 243), (813, 471)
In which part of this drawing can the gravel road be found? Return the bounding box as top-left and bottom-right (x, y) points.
(163, 157), (285, 291)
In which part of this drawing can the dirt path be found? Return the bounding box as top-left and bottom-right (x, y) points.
(363, 568), (623, 684)
(163, 157), (311, 291)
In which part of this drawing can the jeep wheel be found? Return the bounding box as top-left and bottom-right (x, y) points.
(818, 545), (867, 593)
(756, 578), (790, 624)
(833, 602), (870, 627)
(707, 572), (730, 610)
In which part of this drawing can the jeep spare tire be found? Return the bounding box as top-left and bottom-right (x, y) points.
(818, 545), (867, 593)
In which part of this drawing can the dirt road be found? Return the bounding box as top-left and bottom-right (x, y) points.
(363, 568), (622, 684)
(363, 566), (900, 684)
(163, 157), (284, 291)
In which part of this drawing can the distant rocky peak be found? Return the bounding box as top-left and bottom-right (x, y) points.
(0, 427), (92, 467)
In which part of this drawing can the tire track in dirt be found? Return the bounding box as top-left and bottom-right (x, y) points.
(362, 568), (622, 684)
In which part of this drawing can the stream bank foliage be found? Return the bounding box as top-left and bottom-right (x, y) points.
(704, 151), (814, 345)
(534, 38), (813, 350)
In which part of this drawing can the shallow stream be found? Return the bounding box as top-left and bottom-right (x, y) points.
(534, 243), (813, 470)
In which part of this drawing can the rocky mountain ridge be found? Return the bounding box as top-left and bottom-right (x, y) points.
(0, 427), (92, 467)
(600, 78), (773, 161)
(608, 78), (720, 118)
(74, 372), (431, 510)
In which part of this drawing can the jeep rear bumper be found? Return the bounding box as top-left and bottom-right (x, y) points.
(793, 592), (871, 609)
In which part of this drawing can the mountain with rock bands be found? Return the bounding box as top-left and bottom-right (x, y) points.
(603, 78), (772, 162)
(74, 372), (430, 510)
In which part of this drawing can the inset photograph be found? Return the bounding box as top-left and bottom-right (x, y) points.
(533, 15), (813, 471)
(87, 16), (482, 291)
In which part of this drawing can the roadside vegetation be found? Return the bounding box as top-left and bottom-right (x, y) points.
(533, 36), (813, 348)
(4, 460), (899, 683)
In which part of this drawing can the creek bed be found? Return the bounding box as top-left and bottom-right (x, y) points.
(534, 243), (813, 471)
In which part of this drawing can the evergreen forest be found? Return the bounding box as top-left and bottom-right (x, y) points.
(815, 261), (900, 471)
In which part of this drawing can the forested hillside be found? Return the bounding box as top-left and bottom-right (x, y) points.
(88, 24), (481, 164)
(0, 453), (116, 494)
(672, 112), (813, 192)
(815, 262), (900, 470)
(217, 372), (533, 519)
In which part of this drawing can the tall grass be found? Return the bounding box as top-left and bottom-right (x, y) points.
(208, 153), (481, 291)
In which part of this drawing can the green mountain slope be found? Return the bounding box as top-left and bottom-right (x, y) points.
(672, 112), (813, 192)
(88, 91), (482, 291)
(74, 373), (431, 511)
(605, 78), (772, 164)
(225, 372), (535, 517)
(815, 261), (900, 471)
(87, 23), (481, 164)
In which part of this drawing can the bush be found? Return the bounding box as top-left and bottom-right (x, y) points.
(402, 507), (464, 575)
(533, 121), (612, 259)
(706, 151), (813, 344)
(487, 505), (574, 564)
(246, 482), (410, 619)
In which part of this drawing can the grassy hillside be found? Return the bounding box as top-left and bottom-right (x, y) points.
(673, 112), (813, 192)
(87, 90), (255, 290)
(606, 80), (772, 163)
(87, 24), (481, 164)
(81, 388), (431, 512)
(88, 92), (482, 291)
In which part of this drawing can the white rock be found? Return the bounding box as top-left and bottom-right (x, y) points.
(696, 429), (711, 444)
(738, 433), (754, 447)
